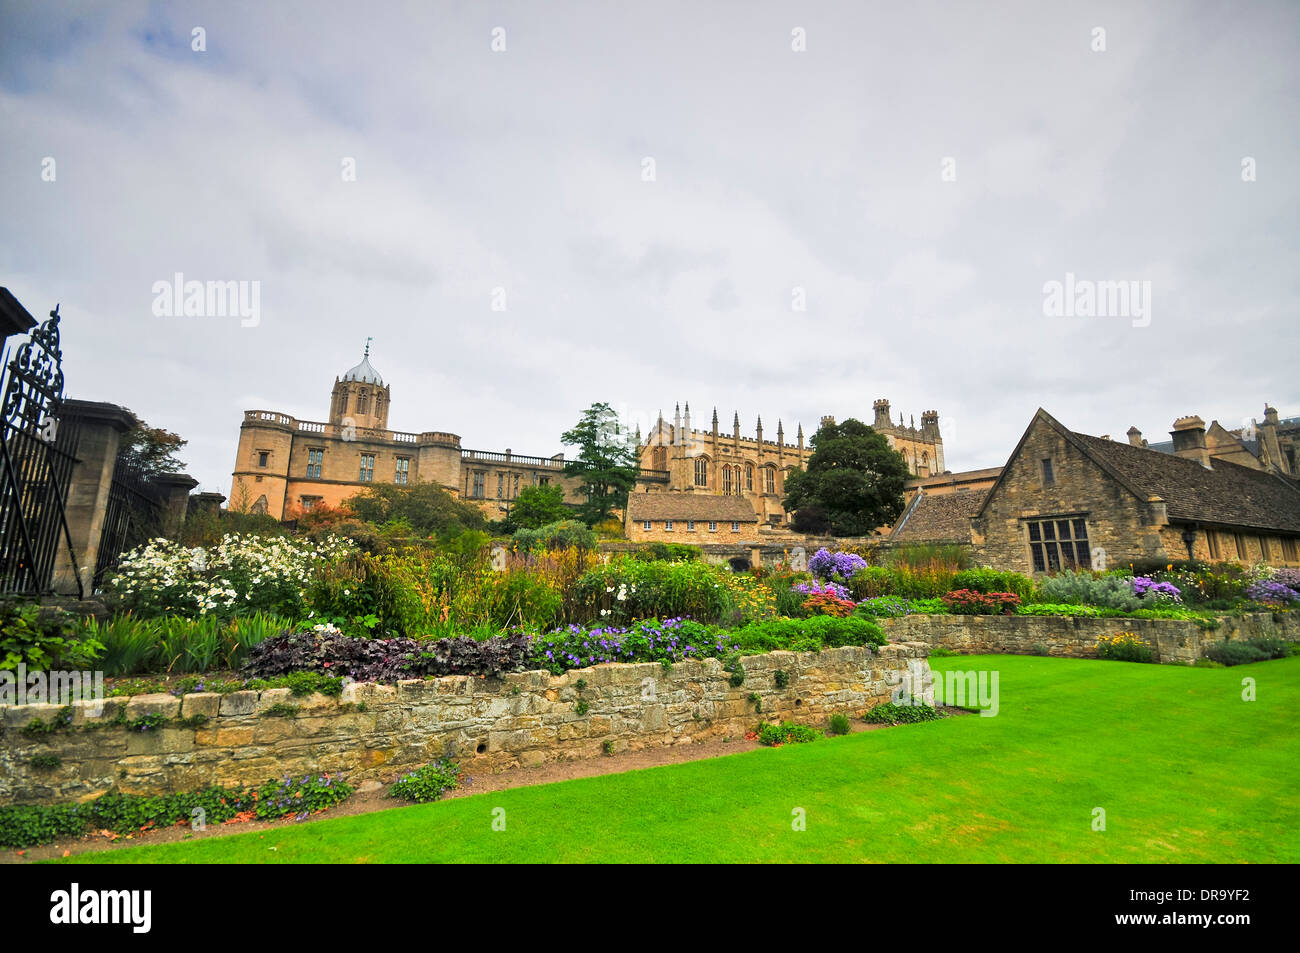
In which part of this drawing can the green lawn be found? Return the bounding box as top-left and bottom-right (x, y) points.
(62, 655), (1300, 863)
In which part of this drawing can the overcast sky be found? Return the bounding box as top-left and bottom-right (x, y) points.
(2, 0), (1296, 494)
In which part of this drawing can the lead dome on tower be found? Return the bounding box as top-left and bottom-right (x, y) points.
(342, 347), (383, 385)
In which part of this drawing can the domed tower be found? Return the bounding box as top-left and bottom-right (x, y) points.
(329, 340), (390, 431)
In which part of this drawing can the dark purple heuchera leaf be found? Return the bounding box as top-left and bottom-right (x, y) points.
(242, 630), (534, 682)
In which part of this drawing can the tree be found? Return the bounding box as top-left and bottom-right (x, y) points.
(509, 483), (570, 530)
(346, 481), (487, 536)
(561, 402), (638, 526)
(782, 418), (909, 536)
(119, 416), (187, 475)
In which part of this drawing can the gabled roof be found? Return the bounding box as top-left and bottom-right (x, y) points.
(626, 493), (759, 522)
(976, 409), (1300, 534)
(890, 490), (985, 542)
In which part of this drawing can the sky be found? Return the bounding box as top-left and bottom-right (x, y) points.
(1, 0), (1296, 494)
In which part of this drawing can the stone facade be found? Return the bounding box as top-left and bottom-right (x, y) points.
(971, 409), (1300, 573)
(635, 399), (945, 530)
(0, 643), (929, 805)
(231, 346), (587, 521)
(879, 611), (1299, 665)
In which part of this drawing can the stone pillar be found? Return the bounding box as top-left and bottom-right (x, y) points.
(189, 492), (226, 519)
(152, 473), (200, 538)
(0, 287), (37, 344)
(51, 401), (138, 596)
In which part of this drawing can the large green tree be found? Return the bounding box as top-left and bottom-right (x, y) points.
(561, 402), (638, 526)
(782, 418), (909, 536)
(119, 415), (187, 475)
(346, 481), (487, 536)
(508, 483), (570, 530)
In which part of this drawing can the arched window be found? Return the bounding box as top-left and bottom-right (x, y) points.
(695, 456), (709, 487)
(745, 464), (754, 491)
(654, 447), (668, 470)
(763, 466), (776, 494)
(722, 466), (732, 495)
(357, 391), (369, 415)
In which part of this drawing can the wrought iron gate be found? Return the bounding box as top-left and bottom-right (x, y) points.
(0, 305), (83, 597)
(92, 456), (165, 590)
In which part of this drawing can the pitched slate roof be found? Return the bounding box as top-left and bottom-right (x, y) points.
(977, 409), (1300, 535)
(626, 493), (759, 523)
(1070, 431), (1300, 533)
(890, 490), (985, 542)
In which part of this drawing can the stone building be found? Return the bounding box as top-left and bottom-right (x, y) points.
(970, 409), (1300, 573)
(624, 493), (761, 543)
(1126, 405), (1297, 477)
(231, 345), (586, 520)
(633, 398), (945, 531)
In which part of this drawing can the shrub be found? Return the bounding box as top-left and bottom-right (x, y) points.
(0, 600), (103, 671)
(1040, 571), (1142, 611)
(571, 557), (736, 624)
(941, 590), (1021, 615)
(827, 713), (851, 735)
(730, 616), (886, 653)
(388, 758), (462, 803)
(512, 519), (598, 553)
(1095, 631), (1155, 663)
(632, 542), (700, 563)
(852, 596), (917, 618)
(528, 617), (737, 674)
(1202, 637), (1294, 666)
(106, 533), (350, 620)
(757, 721), (820, 746)
(306, 550), (426, 637)
(863, 702), (941, 724)
(802, 591), (858, 617)
(807, 548), (868, 582)
(773, 669), (790, 689)
(86, 611), (289, 676)
(951, 568), (1037, 600)
(848, 564), (956, 600)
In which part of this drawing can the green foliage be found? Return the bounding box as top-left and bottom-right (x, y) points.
(345, 481), (488, 536)
(757, 721), (820, 745)
(23, 706), (74, 735)
(263, 702), (300, 718)
(389, 759), (461, 803)
(730, 616), (887, 653)
(1039, 571), (1142, 611)
(31, 753), (62, 769)
(951, 568), (1036, 600)
(633, 542), (701, 563)
(863, 702), (942, 724)
(574, 699), (590, 715)
(87, 611), (292, 676)
(0, 601), (103, 672)
(773, 669), (790, 689)
(725, 653), (746, 687)
(748, 692), (762, 711)
(827, 712), (852, 735)
(602, 739), (616, 755)
(571, 557), (737, 624)
(277, 671), (344, 697)
(886, 543), (972, 570)
(306, 551), (425, 637)
(562, 402), (639, 525)
(1095, 632), (1155, 663)
(848, 565), (957, 600)
(781, 418), (909, 536)
(509, 484), (571, 530)
(512, 519), (597, 553)
(1202, 637), (1294, 666)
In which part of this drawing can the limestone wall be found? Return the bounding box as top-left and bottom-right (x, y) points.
(0, 643), (928, 806)
(879, 611), (1299, 665)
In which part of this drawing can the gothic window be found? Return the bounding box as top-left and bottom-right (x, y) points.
(359, 454), (375, 482)
(395, 457), (409, 484)
(722, 466), (732, 495)
(654, 447), (668, 470)
(357, 391), (369, 415)
(744, 464), (753, 491)
(695, 457), (708, 486)
(763, 466), (776, 494)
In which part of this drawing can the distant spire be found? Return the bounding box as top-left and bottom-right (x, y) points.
(797, 423), (803, 437)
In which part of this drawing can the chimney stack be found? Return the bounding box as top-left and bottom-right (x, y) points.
(1126, 426), (1145, 448)
(1170, 416), (1211, 468)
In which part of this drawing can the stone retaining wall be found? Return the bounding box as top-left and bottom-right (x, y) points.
(879, 612), (1299, 664)
(0, 642), (929, 805)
